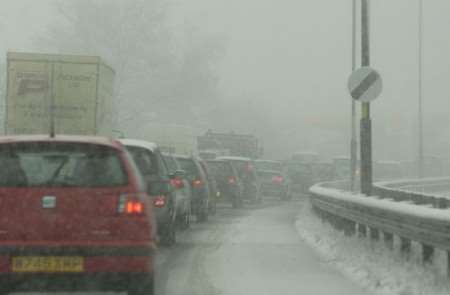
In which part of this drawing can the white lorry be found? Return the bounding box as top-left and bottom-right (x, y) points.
(5, 52), (115, 136)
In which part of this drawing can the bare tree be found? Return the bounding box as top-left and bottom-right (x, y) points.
(38, 0), (224, 134)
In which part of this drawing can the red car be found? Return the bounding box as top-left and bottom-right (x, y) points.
(0, 135), (156, 294)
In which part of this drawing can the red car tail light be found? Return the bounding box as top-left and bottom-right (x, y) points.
(228, 176), (236, 184)
(126, 201), (144, 214)
(272, 175), (284, 184)
(153, 196), (167, 208)
(118, 194), (145, 215)
(170, 178), (185, 189)
(192, 179), (203, 188)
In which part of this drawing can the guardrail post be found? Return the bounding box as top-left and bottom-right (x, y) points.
(422, 244), (434, 264)
(383, 232), (393, 250)
(436, 197), (448, 209)
(357, 224), (367, 237)
(343, 219), (356, 236)
(400, 237), (411, 254)
(369, 227), (379, 241)
(447, 251), (450, 278)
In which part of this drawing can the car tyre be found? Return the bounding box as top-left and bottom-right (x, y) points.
(179, 209), (191, 230)
(232, 196), (238, 209)
(197, 204), (208, 222)
(209, 198), (217, 215)
(161, 207), (176, 246)
(127, 275), (154, 295)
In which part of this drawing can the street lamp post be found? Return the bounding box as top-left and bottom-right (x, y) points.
(418, 0), (424, 178)
(350, 0), (358, 192)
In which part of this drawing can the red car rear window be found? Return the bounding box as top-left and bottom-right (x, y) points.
(0, 142), (128, 187)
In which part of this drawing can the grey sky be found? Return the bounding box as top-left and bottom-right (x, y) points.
(2, 0), (450, 160)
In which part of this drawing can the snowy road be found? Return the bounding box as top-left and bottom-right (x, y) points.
(155, 198), (369, 295)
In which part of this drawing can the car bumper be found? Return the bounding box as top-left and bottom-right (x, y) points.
(259, 184), (288, 196)
(0, 245), (154, 292)
(0, 272), (153, 292)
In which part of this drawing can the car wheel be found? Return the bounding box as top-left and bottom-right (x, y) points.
(197, 203), (208, 222)
(238, 197), (244, 208)
(232, 196), (238, 209)
(0, 284), (11, 295)
(209, 198), (217, 215)
(127, 275), (154, 295)
(161, 207), (176, 246)
(179, 210), (191, 230)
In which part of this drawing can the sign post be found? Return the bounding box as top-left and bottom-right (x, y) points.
(360, 0), (372, 196)
(347, 0), (382, 196)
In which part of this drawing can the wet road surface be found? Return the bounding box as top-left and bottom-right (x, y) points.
(155, 198), (370, 295)
(14, 198), (369, 295)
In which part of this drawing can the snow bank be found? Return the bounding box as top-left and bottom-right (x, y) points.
(295, 200), (450, 295)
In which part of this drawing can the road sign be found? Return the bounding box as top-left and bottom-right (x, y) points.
(348, 66), (382, 102)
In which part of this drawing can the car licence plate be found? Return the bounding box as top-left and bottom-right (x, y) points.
(12, 256), (84, 272)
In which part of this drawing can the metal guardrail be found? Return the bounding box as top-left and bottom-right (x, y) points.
(310, 180), (450, 272)
(372, 178), (450, 208)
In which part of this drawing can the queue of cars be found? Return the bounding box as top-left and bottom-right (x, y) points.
(0, 134), (300, 294)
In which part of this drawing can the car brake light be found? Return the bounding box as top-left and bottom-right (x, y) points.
(192, 179), (203, 188)
(228, 176), (236, 184)
(127, 201), (143, 214)
(272, 175), (284, 184)
(170, 178), (185, 189)
(118, 194), (145, 215)
(153, 196), (166, 208)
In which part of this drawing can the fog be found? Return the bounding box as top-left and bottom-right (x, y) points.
(1, 0), (450, 162)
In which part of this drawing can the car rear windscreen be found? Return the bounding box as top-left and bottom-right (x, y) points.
(257, 171), (279, 181)
(176, 158), (200, 178)
(163, 155), (178, 173)
(206, 161), (233, 179)
(126, 146), (158, 176)
(229, 160), (256, 181)
(0, 142), (128, 187)
(255, 161), (282, 172)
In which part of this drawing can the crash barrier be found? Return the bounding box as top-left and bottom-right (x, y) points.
(372, 177), (450, 208)
(310, 180), (450, 272)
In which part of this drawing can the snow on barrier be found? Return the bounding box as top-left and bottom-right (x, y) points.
(372, 177), (450, 208)
(310, 181), (450, 272)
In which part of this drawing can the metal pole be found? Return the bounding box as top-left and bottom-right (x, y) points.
(49, 62), (55, 138)
(350, 0), (358, 191)
(418, 0), (424, 178)
(360, 0), (372, 195)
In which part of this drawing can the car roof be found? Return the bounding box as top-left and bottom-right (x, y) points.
(173, 154), (194, 160)
(216, 156), (251, 161)
(257, 169), (282, 174)
(0, 134), (123, 150)
(255, 159), (281, 164)
(206, 159), (227, 163)
(119, 138), (159, 152)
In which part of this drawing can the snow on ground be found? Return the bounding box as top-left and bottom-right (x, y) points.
(295, 199), (450, 295)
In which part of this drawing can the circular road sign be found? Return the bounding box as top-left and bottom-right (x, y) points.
(348, 66), (382, 102)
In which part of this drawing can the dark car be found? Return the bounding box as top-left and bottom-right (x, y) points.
(286, 161), (314, 195)
(0, 135), (156, 295)
(206, 160), (244, 208)
(256, 170), (290, 199)
(163, 153), (192, 229)
(199, 158), (219, 215)
(216, 156), (261, 203)
(121, 139), (177, 246)
(255, 160), (291, 200)
(175, 155), (210, 222)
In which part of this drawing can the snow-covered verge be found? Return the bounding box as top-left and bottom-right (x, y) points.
(295, 199), (450, 295)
